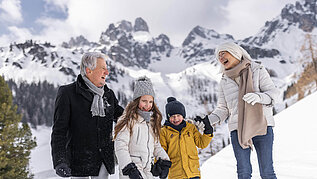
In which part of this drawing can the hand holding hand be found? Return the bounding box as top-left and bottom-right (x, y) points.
(202, 116), (213, 135)
(55, 163), (71, 177)
(243, 93), (261, 105)
(194, 116), (213, 135)
(193, 116), (205, 133)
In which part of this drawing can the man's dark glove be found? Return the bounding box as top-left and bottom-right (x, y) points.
(55, 163), (71, 177)
(159, 159), (172, 179)
(194, 116), (213, 135)
(122, 162), (144, 179)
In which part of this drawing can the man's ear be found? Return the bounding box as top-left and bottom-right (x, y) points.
(85, 67), (91, 75)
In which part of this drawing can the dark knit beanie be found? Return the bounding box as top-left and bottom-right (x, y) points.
(133, 76), (155, 100)
(165, 97), (186, 120)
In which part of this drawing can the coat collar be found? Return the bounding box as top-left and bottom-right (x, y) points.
(221, 61), (262, 81)
(75, 74), (110, 102)
(164, 120), (187, 133)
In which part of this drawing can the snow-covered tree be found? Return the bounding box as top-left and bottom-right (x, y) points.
(0, 76), (36, 178)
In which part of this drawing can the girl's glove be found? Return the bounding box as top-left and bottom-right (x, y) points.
(122, 163), (144, 179)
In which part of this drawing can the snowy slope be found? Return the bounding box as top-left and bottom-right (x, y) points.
(201, 91), (317, 179)
(29, 126), (120, 179)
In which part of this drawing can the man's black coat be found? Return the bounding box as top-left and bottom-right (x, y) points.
(51, 75), (124, 176)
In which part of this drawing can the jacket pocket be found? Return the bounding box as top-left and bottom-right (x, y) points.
(170, 157), (182, 177)
(188, 155), (200, 174)
(130, 155), (143, 168)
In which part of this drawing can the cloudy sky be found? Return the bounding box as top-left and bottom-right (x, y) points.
(0, 0), (297, 47)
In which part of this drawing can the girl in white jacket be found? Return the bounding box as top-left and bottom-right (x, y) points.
(114, 77), (171, 179)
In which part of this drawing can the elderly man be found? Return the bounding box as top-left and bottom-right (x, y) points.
(51, 52), (124, 178)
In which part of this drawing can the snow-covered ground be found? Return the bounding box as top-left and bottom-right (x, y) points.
(30, 91), (317, 179)
(201, 91), (317, 179)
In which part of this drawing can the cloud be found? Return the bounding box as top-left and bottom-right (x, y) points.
(0, 0), (297, 47)
(217, 0), (296, 40)
(37, 0), (230, 46)
(0, 26), (32, 46)
(43, 0), (68, 13)
(14, 0), (230, 46)
(0, 0), (23, 24)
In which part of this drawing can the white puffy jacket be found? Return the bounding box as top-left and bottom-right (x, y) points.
(114, 115), (169, 179)
(208, 62), (280, 132)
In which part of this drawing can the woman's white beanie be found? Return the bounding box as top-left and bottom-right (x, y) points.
(215, 42), (251, 61)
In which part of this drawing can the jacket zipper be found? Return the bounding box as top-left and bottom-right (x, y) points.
(144, 122), (150, 170)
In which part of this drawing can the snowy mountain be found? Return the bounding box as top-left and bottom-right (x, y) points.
(1, 0), (317, 176)
(201, 91), (317, 179)
(98, 17), (173, 68)
(242, 0), (317, 79)
(181, 25), (234, 65)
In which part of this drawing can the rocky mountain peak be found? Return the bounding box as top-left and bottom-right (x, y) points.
(281, 0), (317, 32)
(243, 0), (317, 46)
(118, 20), (133, 32)
(99, 18), (147, 44)
(182, 26), (233, 47)
(134, 17), (149, 32)
(61, 35), (95, 48)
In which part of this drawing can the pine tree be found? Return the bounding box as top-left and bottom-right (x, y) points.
(0, 76), (37, 179)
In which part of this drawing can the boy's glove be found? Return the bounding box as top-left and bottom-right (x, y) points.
(55, 163), (71, 177)
(151, 158), (172, 179)
(159, 159), (172, 179)
(151, 161), (161, 177)
(194, 116), (213, 135)
(122, 163), (144, 179)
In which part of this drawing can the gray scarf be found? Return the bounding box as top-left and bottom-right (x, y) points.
(82, 75), (106, 117)
(224, 59), (267, 149)
(138, 109), (153, 122)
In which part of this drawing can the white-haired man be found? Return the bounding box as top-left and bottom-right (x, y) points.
(51, 52), (124, 178)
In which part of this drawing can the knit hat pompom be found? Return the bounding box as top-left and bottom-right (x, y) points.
(165, 97), (186, 120)
(133, 76), (155, 100)
(167, 97), (176, 103)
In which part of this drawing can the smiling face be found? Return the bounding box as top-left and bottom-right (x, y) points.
(138, 95), (154, 111)
(169, 114), (184, 126)
(218, 51), (240, 70)
(85, 58), (109, 87)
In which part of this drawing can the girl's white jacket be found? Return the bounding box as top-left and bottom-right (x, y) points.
(114, 114), (169, 179)
(210, 62), (280, 132)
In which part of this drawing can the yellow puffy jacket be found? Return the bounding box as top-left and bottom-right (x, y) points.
(160, 121), (213, 179)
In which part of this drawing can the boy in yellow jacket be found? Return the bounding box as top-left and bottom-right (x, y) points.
(159, 97), (213, 179)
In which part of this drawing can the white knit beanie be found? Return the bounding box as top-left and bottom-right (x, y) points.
(215, 42), (251, 61)
(133, 76), (155, 100)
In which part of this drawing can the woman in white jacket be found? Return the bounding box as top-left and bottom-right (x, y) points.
(114, 77), (171, 179)
(205, 42), (279, 179)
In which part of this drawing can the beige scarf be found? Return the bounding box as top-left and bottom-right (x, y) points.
(224, 58), (267, 149)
